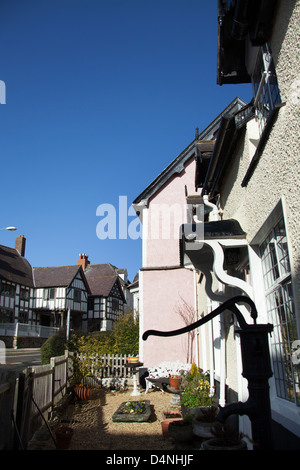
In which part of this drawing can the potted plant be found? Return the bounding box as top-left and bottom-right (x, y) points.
(68, 333), (103, 401)
(202, 422), (247, 450)
(192, 405), (219, 439)
(169, 374), (181, 389)
(168, 414), (194, 443)
(55, 425), (74, 450)
(161, 410), (182, 438)
(180, 363), (214, 417)
(126, 355), (139, 363)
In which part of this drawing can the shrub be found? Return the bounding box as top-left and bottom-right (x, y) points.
(68, 313), (139, 356)
(66, 312), (139, 383)
(112, 312), (139, 355)
(180, 363), (214, 408)
(40, 329), (67, 364)
(87, 330), (115, 354)
(68, 332), (105, 384)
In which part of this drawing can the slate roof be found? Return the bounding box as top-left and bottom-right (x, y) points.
(0, 244), (34, 287)
(0, 239), (126, 303)
(33, 265), (84, 288)
(128, 272), (139, 289)
(84, 263), (125, 300)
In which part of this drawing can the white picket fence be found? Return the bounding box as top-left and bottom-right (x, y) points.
(89, 353), (134, 379)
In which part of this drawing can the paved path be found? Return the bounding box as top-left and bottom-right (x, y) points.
(0, 348), (41, 371)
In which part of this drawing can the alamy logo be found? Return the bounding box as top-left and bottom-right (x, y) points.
(0, 80), (6, 104)
(96, 195), (204, 247)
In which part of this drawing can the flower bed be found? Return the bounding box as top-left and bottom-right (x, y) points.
(112, 400), (152, 422)
(121, 401), (146, 414)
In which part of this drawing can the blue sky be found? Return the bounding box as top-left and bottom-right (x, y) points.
(0, 0), (252, 282)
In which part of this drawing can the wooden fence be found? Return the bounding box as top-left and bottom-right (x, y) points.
(88, 353), (133, 379)
(0, 369), (34, 449)
(0, 352), (135, 449)
(29, 351), (72, 433)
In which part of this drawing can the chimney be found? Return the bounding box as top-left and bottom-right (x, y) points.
(77, 253), (90, 271)
(15, 235), (26, 257)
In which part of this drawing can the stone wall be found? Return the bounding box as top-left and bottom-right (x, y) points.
(0, 335), (47, 349)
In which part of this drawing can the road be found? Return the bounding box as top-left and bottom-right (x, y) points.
(0, 348), (42, 371)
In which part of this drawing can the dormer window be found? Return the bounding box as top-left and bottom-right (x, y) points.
(252, 43), (281, 135)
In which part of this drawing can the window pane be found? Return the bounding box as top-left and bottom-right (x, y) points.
(260, 218), (299, 405)
(74, 289), (81, 302)
(274, 218), (290, 276)
(49, 288), (56, 300)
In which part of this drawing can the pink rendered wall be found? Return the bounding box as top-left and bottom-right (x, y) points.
(141, 268), (195, 367)
(141, 158), (197, 367)
(145, 158), (196, 267)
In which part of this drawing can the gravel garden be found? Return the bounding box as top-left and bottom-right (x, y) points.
(28, 386), (185, 450)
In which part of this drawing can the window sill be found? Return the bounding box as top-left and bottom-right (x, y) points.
(271, 396), (300, 438)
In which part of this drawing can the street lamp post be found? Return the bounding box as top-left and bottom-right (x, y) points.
(0, 227), (17, 231)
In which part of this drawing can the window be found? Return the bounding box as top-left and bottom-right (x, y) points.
(74, 289), (81, 303)
(252, 44), (281, 135)
(88, 297), (94, 311)
(0, 308), (14, 323)
(19, 311), (28, 323)
(260, 217), (299, 405)
(112, 299), (119, 311)
(0, 283), (16, 298)
(20, 288), (30, 301)
(43, 288), (56, 300)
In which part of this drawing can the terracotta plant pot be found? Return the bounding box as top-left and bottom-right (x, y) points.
(161, 411), (182, 438)
(169, 375), (181, 389)
(55, 426), (74, 450)
(74, 384), (91, 401)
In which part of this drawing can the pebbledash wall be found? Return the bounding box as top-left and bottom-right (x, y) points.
(195, 0), (300, 443)
(221, 0), (300, 317)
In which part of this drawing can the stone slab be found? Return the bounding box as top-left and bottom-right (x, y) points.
(112, 400), (151, 422)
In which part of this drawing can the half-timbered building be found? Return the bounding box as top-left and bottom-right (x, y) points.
(76, 254), (127, 331)
(33, 265), (90, 330)
(81, 261), (126, 332)
(0, 235), (35, 326)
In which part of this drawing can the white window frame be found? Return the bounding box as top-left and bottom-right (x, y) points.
(250, 199), (300, 436)
(260, 219), (299, 406)
(43, 288), (56, 301)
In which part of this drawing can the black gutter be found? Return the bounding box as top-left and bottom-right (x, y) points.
(201, 115), (239, 197)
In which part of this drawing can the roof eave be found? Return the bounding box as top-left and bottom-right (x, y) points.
(217, 0), (278, 86)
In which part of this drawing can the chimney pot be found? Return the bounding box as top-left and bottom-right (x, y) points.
(77, 253), (90, 270)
